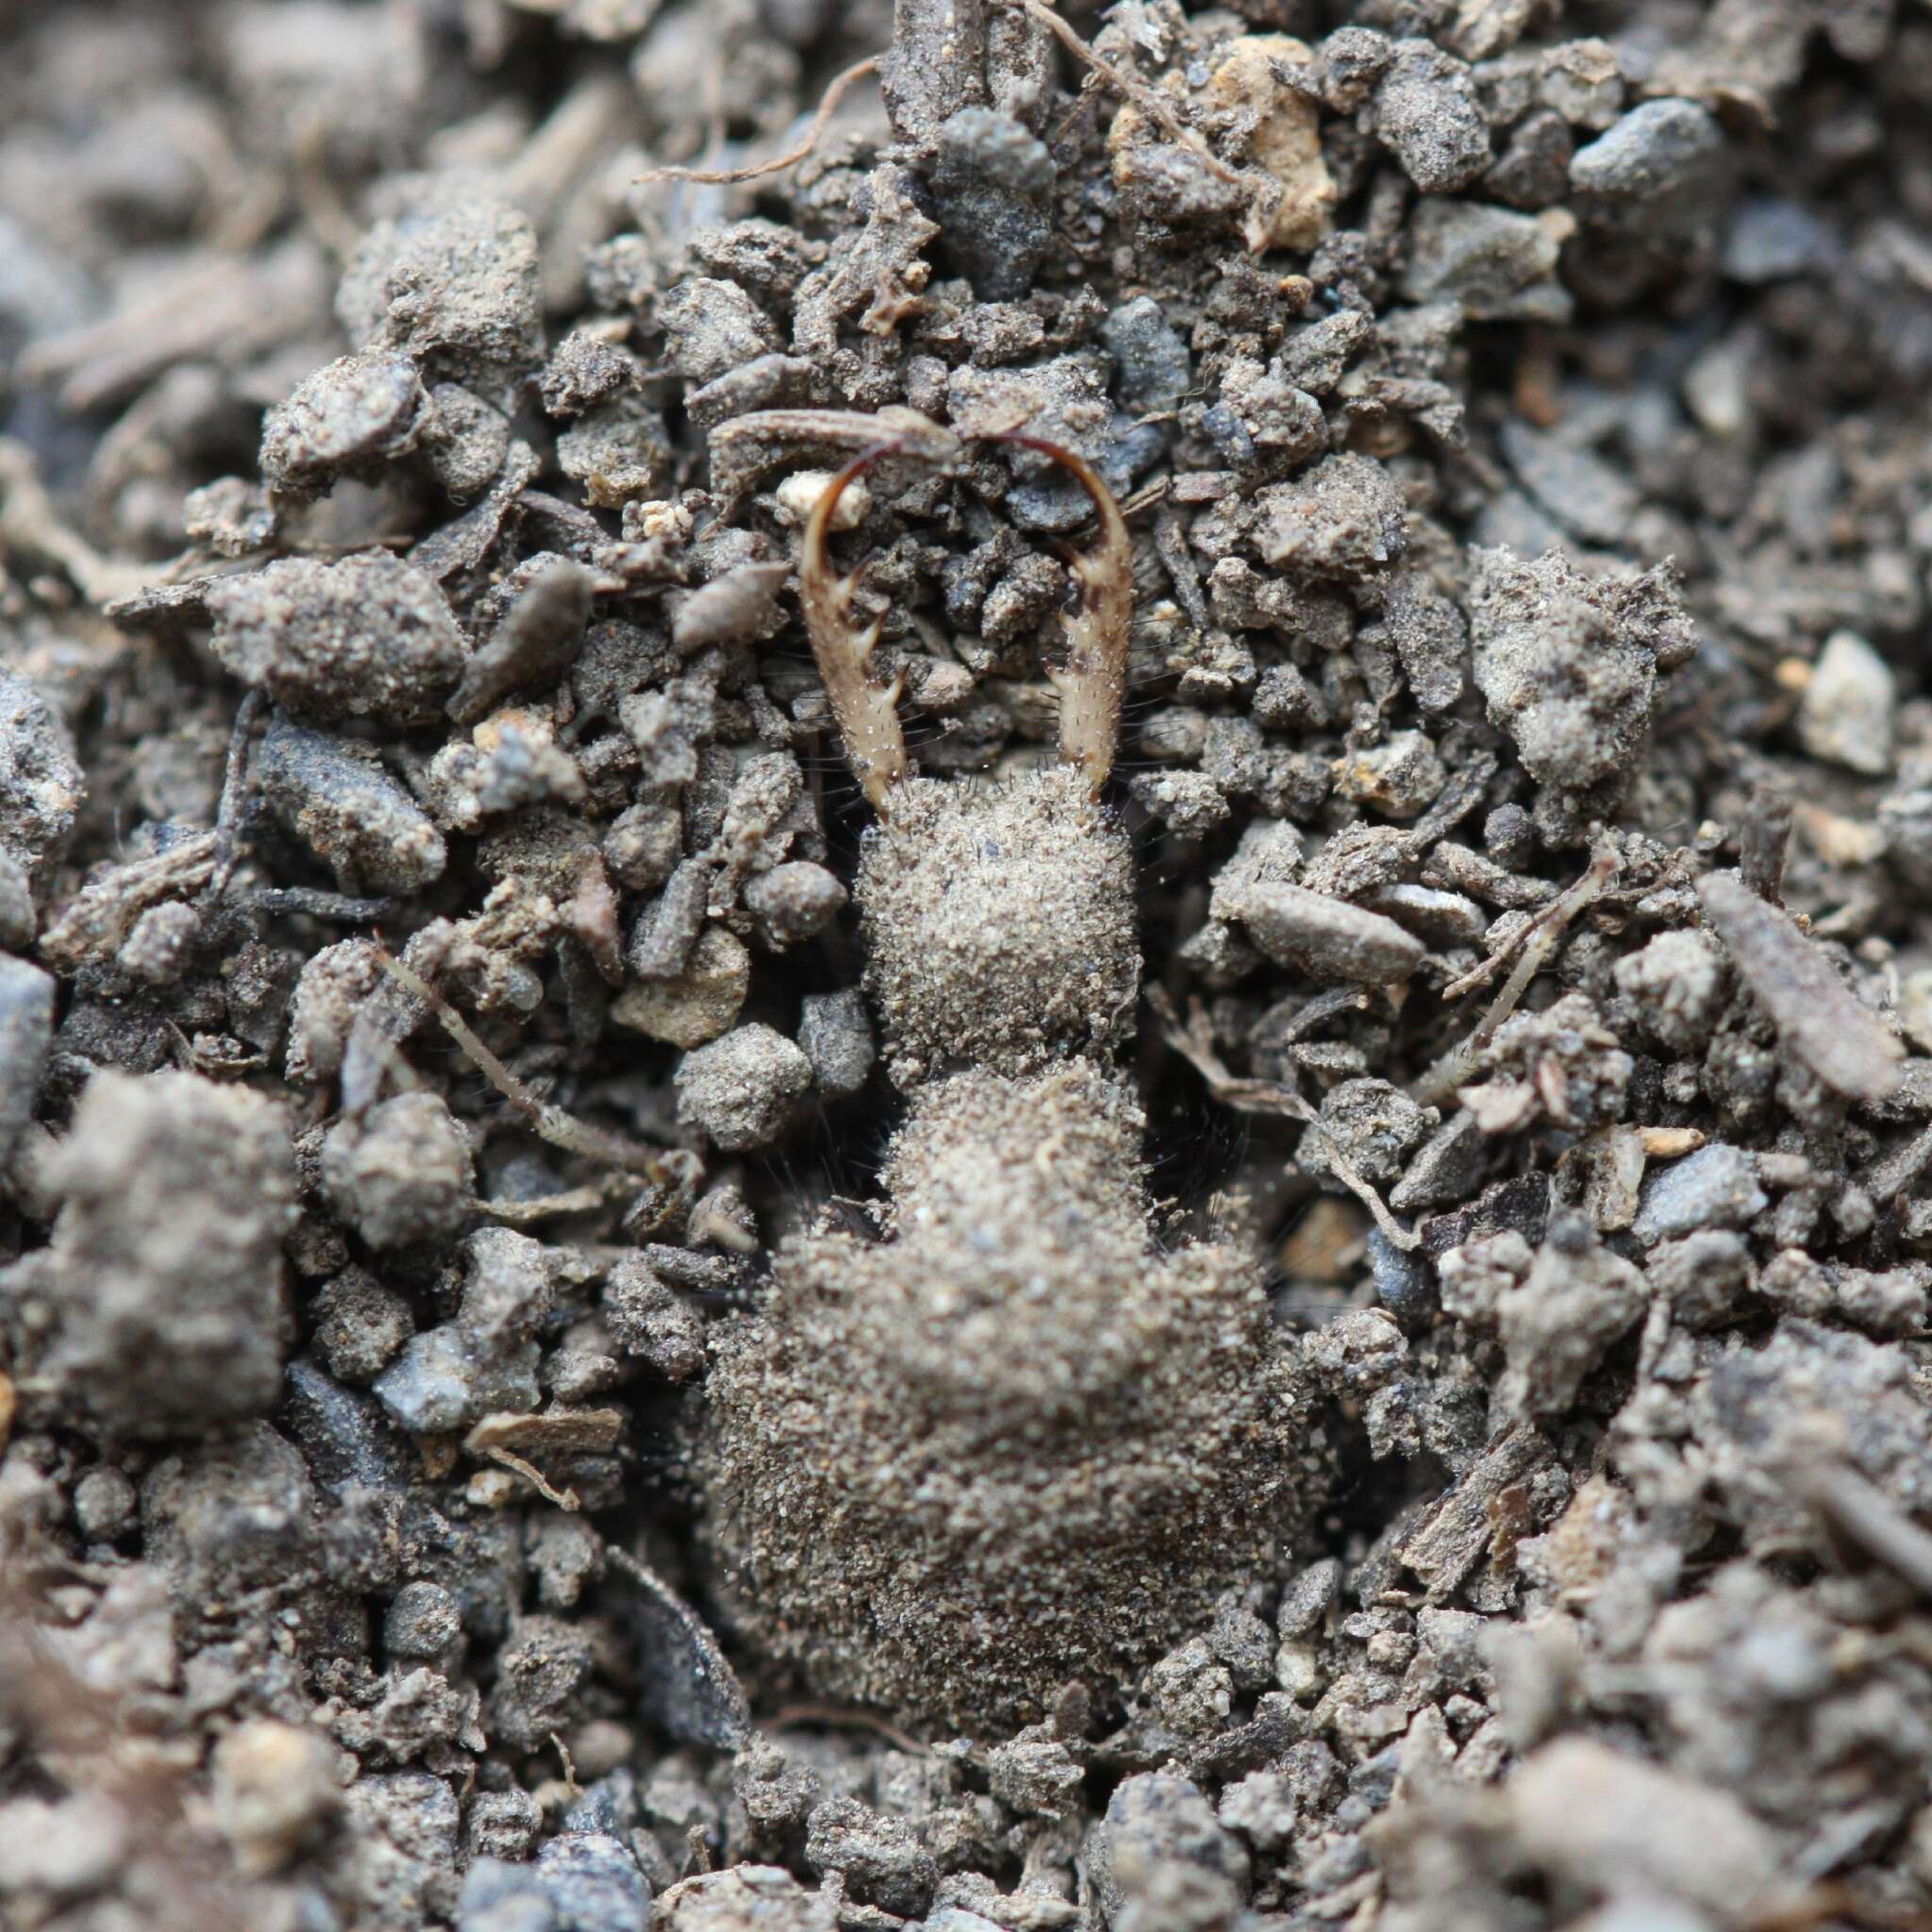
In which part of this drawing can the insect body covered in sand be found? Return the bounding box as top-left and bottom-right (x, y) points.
(700, 429), (1314, 1731)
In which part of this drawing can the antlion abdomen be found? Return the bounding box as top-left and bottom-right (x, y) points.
(703, 1053), (1307, 1730)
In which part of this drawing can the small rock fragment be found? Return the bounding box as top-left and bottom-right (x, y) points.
(744, 861), (847, 949)
(258, 717), (447, 893)
(1228, 882), (1424, 984)
(1498, 419), (1641, 546)
(672, 562), (791, 652)
(0, 953), (55, 1183)
(675, 1022), (813, 1151)
(798, 988), (875, 1100)
(1538, 38), (1624, 128)
(658, 277), (781, 388)
(1796, 631), (1894, 775)
(338, 190), (545, 393)
(447, 558), (594, 725)
(605, 1256), (707, 1381)
(73, 1466), (138, 1541)
(323, 1091), (475, 1250)
(286, 938), (388, 1086)
(213, 1720), (342, 1874)
(418, 383), (512, 501)
(774, 468), (869, 529)
(1332, 731), (1445, 819)
(806, 1797), (938, 1921)
(1208, 36), (1336, 252)
(1496, 1218), (1645, 1413)
(655, 1867), (833, 1931)
(1092, 1774), (1250, 1929)
(0, 1792), (130, 1901)
(1103, 296), (1192, 414)
(1485, 108), (1575, 209)
(1468, 546), (1690, 794)
(539, 328), (641, 416)
(1253, 454), (1407, 577)
(1631, 1143), (1768, 1246)
(1372, 41), (1491, 192)
(372, 1228), (554, 1434)
(931, 108), (1055, 300)
(0, 669), (84, 895)
(1398, 200), (1574, 322)
(1319, 26), (1393, 110)
(603, 802), (683, 894)
(0, 1071), (296, 1437)
(386, 1582), (465, 1662)
(0, 851), (33, 951)
(1130, 768), (1232, 836)
(1570, 98), (1729, 234)
(1614, 929), (1724, 1053)
(1507, 1738), (1777, 1915)
(258, 347), (427, 498)
(459, 1833), (651, 1932)
(557, 391), (674, 508)
(311, 1265), (416, 1386)
(1301, 1078), (1435, 1190)
(611, 925), (751, 1048)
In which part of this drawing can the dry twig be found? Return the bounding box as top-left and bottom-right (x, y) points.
(637, 56), (879, 186)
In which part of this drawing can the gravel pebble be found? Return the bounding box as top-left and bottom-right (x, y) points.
(675, 1022), (813, 1150)
(206, 553), (471, 726)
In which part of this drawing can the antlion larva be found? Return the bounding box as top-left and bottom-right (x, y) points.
(700, 427), (1317, 1730)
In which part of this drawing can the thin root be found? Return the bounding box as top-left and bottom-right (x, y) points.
(477, 1179), (628, 1224)
(1151, 986), (1419, 1253)
(993, 0), (1245, 191)
(637, 56), (878, 186)
(1413, 838), (1621, 1108)
(771, 1703), (929, 1756)
(482, 1445), (580, 1511)
(205, 689), (269, 902)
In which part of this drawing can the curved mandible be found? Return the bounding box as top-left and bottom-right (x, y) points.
(802, 430), (1134, 809)
(991, 432), (1134, 797)
(800, 440), (914, 812)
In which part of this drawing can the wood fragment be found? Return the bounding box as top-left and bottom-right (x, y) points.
(1739, 785), (1793, 906)
(1795, 1459), (1932, 1600)
(1696, 869), (1904, 1104)
(1397, 1422), (1555, 1598)
(607, 1546), (752, 1748)
(206, 689), (269, 901)
(39, 833), (219, 975)
(0, 440), (154, 606)
(464, 1407), (627, 1510)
